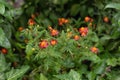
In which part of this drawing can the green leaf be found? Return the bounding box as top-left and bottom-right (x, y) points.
(0, 53), (9, 72)
(54, 70), (82, 80)
(2, 24), (12, 39)
(70, 4), (80, 16)
(52, 0), (68, 5)
(26, 43), (34, 59)
(111, 28), (120, 39)
(87, 72), (96, 80)
(94, 61), (106, 74)
(6, 65), (29, 80)
(0, 3), (5, 14)
(0, 28), (11, 48)
(0, 73), (5, 80)
(100, 35), (111, 45)
(40, 73), (48, 80)
(69, 70), (81, 80)
(105, 3), (120, 10)
(106, 58), (118, 66)
(54, 74), (69, 80)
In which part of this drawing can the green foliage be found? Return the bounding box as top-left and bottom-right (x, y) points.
(0, 0), (120, 80)
(0, 2), (5, 15)
(0, 54), (29, 80)
(54, 70), (82, 80)
(0, 28), (11, 48)
(105, 3), (120, 10)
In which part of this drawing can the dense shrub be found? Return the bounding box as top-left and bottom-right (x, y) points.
(0, 0), (120, 80)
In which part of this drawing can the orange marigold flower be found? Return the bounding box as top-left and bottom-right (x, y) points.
(84, 16), (91, 22)
(50, 29), (59, 36)
(50, 39), (57, 46)
(90, 47), (99, 54)
(103, 17), (109, 23)
(74, 35), (80, 40)
(79, 27), (88, 36)
(39, 40), (49, 49)
(28, 19), (35, 26)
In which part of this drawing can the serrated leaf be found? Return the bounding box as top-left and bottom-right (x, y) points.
(6, 66), (29, 80)
(105, 3), (120, 10)
(0, 3), (5, 14)
(0, 28), (11, 48)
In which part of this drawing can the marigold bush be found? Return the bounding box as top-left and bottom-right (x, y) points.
(0, 0), (120, 80)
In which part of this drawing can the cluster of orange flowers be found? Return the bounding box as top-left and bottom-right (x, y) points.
(84, 16), (93, 22)
(58, 18), (69, 26)
(27, 16), (99, 54)
(84, 16), (94, 27)
(39, 26), (59, 49)
(39, 39), (57, 49)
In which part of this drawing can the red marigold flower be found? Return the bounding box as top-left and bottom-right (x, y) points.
(79, 27), (88, 36)
(90, 47), (99, 54)
(74, 35), (80, 40)
(50, 39), (57, 46)
(50, 29), (59, 36)
(1, 48), (8, 54)
(28, 19), (35, 26)
(39, 40), (49, 49)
